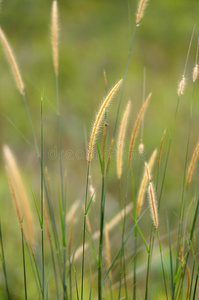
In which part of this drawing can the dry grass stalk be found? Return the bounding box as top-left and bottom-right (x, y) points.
(136, 149), (157, 216)
(106, 138), (114, 174)
(186, 142), (199, 190)
(186, 264), (191, 300)
(103, 69), (107, 91)
(145, 162), (158, 228)
(128, 92), (151, 167)
(136, 0), (149, 25)
(157, 128), (167, 177)
(51, 0), (59, 75)
(45, 166), (51, 195)
(178, 75), (186, 96)
(87, 79), (122, 163)
(3, 145), (35, 245)
(105, 224), (112, 279)
(0, 28), (24, 94)
(117, 101), (131, 179)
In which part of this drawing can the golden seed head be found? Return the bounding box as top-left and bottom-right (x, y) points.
(51, 0), (59, 75)
(0, 27), (24, 94)
(148, 182), (158, 228)
(117, 101), (131, 179)
(193, 64), (198, 82)
(128, 92), (151, 167)
(87, 79), (122, 163)
(136, 0), (149, 25)
(3, 145), (35, 246)
(136, 149), (157, 217)
(178, 75), (186, 96)
(138, 143), (144, 155)
(186, 142), (199, 190)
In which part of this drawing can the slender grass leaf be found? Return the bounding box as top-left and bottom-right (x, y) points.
(85, 192), (95, 215)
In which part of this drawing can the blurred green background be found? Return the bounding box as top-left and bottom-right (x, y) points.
(0, 0), (199, 298)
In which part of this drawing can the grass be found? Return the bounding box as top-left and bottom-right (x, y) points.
(0, 0), (199, 299)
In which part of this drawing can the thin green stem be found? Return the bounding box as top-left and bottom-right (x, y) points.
(157, 230), (168, 300)
(81, 163), (90, 300)
(132, 168), (137, 300)
(21, 225), (27, 300)
(0, 222), (10, 300)
(41, 96), (45, 299)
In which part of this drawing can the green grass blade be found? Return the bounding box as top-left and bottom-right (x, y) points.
(102, 212), (145, 285)
(174, 252), (188, 283)
(21, 226), (27, 300)
(167, 216), (174, 299)
(85, 192), (95, 215)
(30, 185), (42, 228)
(0, 286), (7, 300)
(0, 222), (10, 300)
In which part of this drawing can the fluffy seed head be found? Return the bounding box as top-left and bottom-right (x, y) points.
(117, 101), (131, 179)
(136, 0), (149, 25)
(178, 75), (186, 96)
(128, 92), (151, 167)
(145, 162), (151, 181)
(0, 27), (24, 94)
(3, 145), (35, 246)
(186, 142), (199, 190)
(51, 0), (59, 74)
(136, 149), (157, 217)
(87, 79), (122, 163)
(193, 64), (198, 82)
(147, 182), (158, 228)
(138, 143), (144, 155)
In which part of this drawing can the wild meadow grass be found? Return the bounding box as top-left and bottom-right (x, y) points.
(0, 0), (199, 299)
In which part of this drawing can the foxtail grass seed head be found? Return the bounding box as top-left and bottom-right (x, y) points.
(178, 75), (186, 96)
(51, 0), (59, 75)
(186, 142), (199, 190)
(136, 0), (149, 25)
(136, 149), (157, 217)
(117, 101), (131, 179)
(3, 145), (35, 246)
(0, 27), (24, 94)
(147, 181), (158, 228)
(87, 79), (122, 163)
(145, 162), (151, 181)
(193, 64), (198, 82)
(128, 92), (151, 167)
(6, 166), (22, 227)
(138, 143), (144, 155)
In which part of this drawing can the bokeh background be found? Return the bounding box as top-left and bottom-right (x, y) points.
(0, 0), (199, 298)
